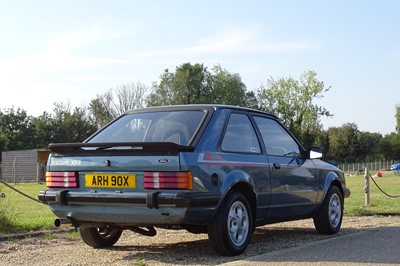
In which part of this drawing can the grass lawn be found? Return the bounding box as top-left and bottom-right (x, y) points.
(0, 172), (399, 234)
(0, 183), (56, 234)
(344, 172), (400, 216)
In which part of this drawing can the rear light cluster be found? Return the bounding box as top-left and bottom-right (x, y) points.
(144, 172), (192, 190)
(46, 171), (79, 188)
(46, 171), (192, 190)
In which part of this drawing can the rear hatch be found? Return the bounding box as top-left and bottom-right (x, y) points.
(46, 142), (194, 192)
(45, 107), (213, 192)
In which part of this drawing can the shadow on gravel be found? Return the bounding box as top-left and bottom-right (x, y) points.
(111, 226), (361, 265)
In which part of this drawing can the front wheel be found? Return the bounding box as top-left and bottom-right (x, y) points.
(79, 226), (123, 248)
(313, 185), (343, 235)
(207, 191), (253, 256)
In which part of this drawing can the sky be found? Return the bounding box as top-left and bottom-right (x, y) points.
(0, 0), (399, 135)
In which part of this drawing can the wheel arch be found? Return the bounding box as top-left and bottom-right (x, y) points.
(218, 170), (258, 230)
(227, 181), (257, 230)
(208, 182), (257, 255)
(331, 179), (344, 197)
(321, 171), (345, 201)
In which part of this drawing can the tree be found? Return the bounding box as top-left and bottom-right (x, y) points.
(257, 70), (332, 147)
(358, 131), (382, 161)
(51, 102), (96, 143)
(89, 82), (147, 128)
(89, 90), (115, 129)
(244, 91), (259, 109)
(147, 62), (255, 108)
(114, 82), (147, 114)
(208, 65), (248, 106)
(32, 111), (56, 149)
(0, 107), (36, 150)
(147, 63), (210, 106)
(325, 123), (360, 162)
(380, 133), (400, 161)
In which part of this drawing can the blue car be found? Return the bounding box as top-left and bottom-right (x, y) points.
(391, 163), (400, 171)
(38, 105), (350, 256)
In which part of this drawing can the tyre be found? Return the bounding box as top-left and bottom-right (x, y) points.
(79, 226), (123, 248)
(207, 191), (253, 256)
(313, 185), (343, 235)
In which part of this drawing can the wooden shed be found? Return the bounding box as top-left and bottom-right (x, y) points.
(0, 149), (51, 183)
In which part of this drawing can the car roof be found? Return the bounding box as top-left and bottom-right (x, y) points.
(125, 104), (278, 118)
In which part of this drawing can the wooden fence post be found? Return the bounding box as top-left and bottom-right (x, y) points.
(364, 167), (370, 206)
(36, 162), (40, 183)
(13, 157), (17, 184)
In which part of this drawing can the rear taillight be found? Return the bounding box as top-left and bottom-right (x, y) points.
(46, 171), (79, 188)
(144, 172), (192, 190)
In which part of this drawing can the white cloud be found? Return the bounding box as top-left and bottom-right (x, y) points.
(0, 26), (133, 115)
(0, 55), (124, 74)
(47, 30), (101, 56)
(183, 25), (319, 54)
(131, 24), (320, 61)
(0, 26), (130, 74)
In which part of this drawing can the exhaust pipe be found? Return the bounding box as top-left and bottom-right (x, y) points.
(54, 218), (73, 228)
(55, 218), (107, 229)
(131, 226), (157, 237)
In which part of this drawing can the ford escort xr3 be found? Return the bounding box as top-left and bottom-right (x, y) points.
(38, 105), (350, 256)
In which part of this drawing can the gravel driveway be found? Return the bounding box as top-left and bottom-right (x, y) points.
(1, 216), (399, 266)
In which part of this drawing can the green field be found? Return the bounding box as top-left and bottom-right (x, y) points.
(344, 172), (400, 216)
(1, 173), (399, 234)
(0, 183), (56, 233)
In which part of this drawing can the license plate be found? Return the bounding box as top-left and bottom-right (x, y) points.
(85, 173), (136, 188)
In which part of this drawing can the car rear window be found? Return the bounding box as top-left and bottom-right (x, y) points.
(88, 110), (206, 146)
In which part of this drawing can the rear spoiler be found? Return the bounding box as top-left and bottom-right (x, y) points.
(48, 142), (195, 156)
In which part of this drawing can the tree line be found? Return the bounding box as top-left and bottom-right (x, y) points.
(1, 62), (399, 163)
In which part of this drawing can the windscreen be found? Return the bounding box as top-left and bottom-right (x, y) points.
(88, 110), (206, 146)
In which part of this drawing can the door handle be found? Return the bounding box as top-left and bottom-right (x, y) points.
(273, 163), (281, 170)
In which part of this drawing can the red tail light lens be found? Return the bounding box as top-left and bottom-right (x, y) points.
(144, 172), (192, 190)
(46, 171), (79, 188)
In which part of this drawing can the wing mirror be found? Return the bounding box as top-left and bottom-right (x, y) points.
(308, 147), (323, 159)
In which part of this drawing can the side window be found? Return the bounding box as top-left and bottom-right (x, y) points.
(254, 116), (300, 157)
(221, 113), (261, 153)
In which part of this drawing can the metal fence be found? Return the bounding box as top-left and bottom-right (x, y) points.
(338, 160), (396, 175)
(1, 157), (45, 183)
(0, 150), (49, 184)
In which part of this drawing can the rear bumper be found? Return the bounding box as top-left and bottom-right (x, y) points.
(38, 189), (221, 209)
(38, 189), (221, 226)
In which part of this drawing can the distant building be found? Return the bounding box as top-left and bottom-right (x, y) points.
(0, 149), (50, 183)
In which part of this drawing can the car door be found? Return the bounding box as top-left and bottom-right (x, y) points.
(219, 112), (272, 221)
(252, 116), (319, 219)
